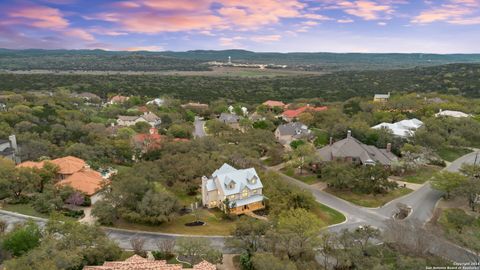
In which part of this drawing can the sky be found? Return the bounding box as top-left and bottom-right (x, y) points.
(0, 0), (479, 53)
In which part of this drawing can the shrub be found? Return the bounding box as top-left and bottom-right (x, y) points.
(151, 251), (175, 260)
(2, 221), (41, 256)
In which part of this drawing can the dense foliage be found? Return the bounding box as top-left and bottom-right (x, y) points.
(1, 64), (480, 103)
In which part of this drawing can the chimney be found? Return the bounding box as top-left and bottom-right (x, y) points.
(8, 135), (18, 152)
(347, 130), (352, 138)
(329, 137), (333, 145)
(386, 143), (392, 152)
(439, 108), (443, 113)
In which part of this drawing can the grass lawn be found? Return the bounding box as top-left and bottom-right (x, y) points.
(1, 203), (50, 219)
(401, 165), (442, 184)
(438, 208), (480, 252)
(1, 203), (77, 221)
(113, 208), (240, 236)
(281, 167), (319, 185)
(311, 202), (346, 225)
(325, 188), (413, 208)
(437, 146), (473, 162)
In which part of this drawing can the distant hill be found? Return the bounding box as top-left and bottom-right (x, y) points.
(1, 49), (480, 72)
(1, 63), (480, 103)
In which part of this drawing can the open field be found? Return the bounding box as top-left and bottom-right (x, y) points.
(0, 66), (326, 77)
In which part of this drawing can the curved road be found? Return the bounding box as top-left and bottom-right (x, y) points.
(1, 151), (479, 261)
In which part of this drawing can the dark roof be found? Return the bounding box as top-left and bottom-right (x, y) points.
(276, 122), (311, 138)
(219, 113), (240, 123)
(317, 135), (397, 166)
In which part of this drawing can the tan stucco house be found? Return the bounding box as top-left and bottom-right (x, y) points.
(201, 163), (265, 215)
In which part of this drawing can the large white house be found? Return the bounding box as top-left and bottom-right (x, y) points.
(435, 109), (471, 118)
(372, 118), (423, 138)
(201, 163), (265, 215)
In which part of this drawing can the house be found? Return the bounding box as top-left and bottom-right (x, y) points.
(373, 92), (390, 102)
(132, 128), (163, 152)
(275, 122), (312, 146)
(372, 118), (424, 138)
(146, 98), (165, 106)
(317, 131), (397, 166)
(262, 100), (285, 108)
(282, 105), (328, 122)
(117, 112), (161, 127)
(108, 95), (129, 105)
(435, 109), (471, 118)
(74, 92), (101, 101)
(201, 163), (265, 215)
(219, 113), (240, 129)
(83, 254), (216, 270)
(17, 156), (107, 199)
(0, 103), (6, 111)
(181, 102), (209, 110)
(0, 135), (20, 164)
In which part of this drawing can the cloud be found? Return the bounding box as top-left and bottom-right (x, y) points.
(251, 34), (282, 42)
(125, 45), (165, 51)
(219, 36), (244, 47)
(5, 3), (96, 42)
(337, 1), (394, 20)
(9, 5), (69, 29)
(337, 18), (354, 23)
(64, 28), (95, 41)
(89, 0), (310, 33)
(412, 0), (480, 25)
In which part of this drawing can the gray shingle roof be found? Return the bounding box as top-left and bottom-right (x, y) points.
(276, 122), (311, 138)
(317, 135), (397, 166)
(219, 113), (240, 124)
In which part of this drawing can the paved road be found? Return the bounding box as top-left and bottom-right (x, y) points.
(268, 151), (480, 262)
(1, 151), (479, 261)
(0, 210), (229, 252)
(193, 116), (206, 138)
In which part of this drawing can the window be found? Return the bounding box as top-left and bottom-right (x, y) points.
(242, 188), (248, 198)
(252, 189), (258, 194)
(229, 195), (235, 200)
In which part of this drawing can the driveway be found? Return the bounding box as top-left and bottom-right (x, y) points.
(1, 151), (479, 261)
(193, 116), (206, 138)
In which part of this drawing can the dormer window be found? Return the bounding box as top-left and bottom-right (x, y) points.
(249, 176), (257, 184)
(241, 188), (248, 198)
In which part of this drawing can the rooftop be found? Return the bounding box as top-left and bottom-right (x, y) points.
(83, 255), (216, 270)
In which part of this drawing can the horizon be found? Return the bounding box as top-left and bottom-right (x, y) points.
(0, 0), (479, 54)
(2, 48), (480, 55)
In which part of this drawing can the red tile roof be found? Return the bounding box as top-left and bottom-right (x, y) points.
(50, 156), (86, 175)
(17, 156), (105, 196)
(57, 169), (105, 196)
(282, 105), (328, 119)
(262, 100), (285, 108)
(83, 255), (216, 270)
(110, 95), (129, 103)
(17, 156), (86, 175)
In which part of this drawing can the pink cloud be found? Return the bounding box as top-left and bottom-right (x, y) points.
(91, 0), (309, 33)
(412, 0), (480, 25)
(251, 34), (282, 42)
(337, 1), (394, 20)
(9, 5), (69, 29)
(64, 28), (95, 41)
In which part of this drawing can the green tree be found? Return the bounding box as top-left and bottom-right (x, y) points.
(251, 253), (297, 270)
(176, 237), (222, 265)
(91, 200), (118, 225)
(431, 171), (467, 199)
(2, 221), (41, 256)
(269, 208), (323, 261)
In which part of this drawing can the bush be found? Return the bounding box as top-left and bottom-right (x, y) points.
(60, 208), (84, 219)
(2, 221), (41, 257)
(239, 252), (253, 270)
(151, 251), (175, 260)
